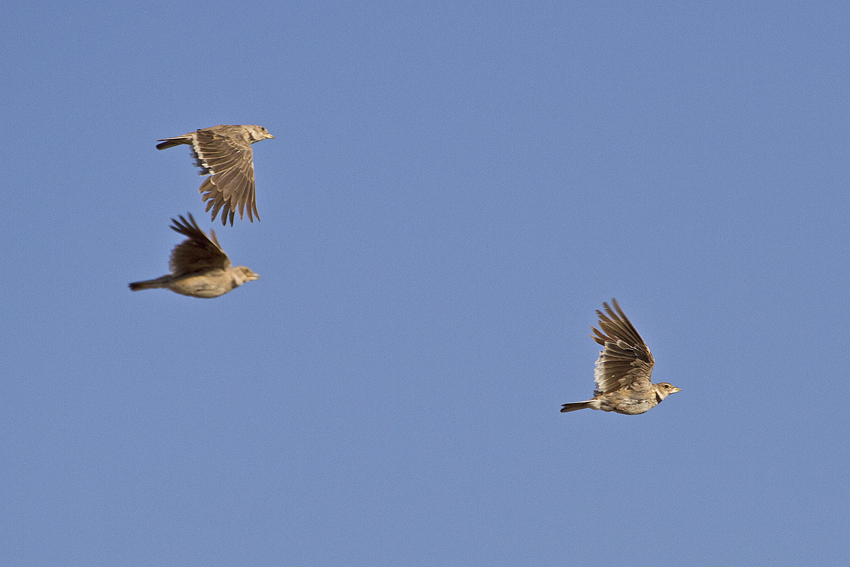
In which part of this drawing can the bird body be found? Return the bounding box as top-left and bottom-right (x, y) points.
(129, 267), (259, 298)
(561, 299), (680, 415)
(560, 384), (678, 415)
(157, 124), (274, 225)
(129, 213), (259, 298)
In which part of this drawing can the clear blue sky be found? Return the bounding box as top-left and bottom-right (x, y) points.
(2, 1), (848, 565)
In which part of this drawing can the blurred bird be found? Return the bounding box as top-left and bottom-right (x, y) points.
(129, 213), (259, 298)
(560, 299), (680, 415)
(157, 125), (274, 225)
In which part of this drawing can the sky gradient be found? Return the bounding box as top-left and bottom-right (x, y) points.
(2, 1), (849, 565)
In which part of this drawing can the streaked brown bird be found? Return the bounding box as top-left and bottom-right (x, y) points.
(129, 213), (259, 298)
(156, 124), (274, 225)
(560, 299), (680, 415)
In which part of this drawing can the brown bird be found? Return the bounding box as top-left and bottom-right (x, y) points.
(157, 125), (274, 225)
(560, 299), (680, 415)
(129, 213), (259, 298)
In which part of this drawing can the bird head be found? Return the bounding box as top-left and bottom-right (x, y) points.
(233, 266), (260, 284)
(248, 125), (274, 142)
(654, 382), (681, 401)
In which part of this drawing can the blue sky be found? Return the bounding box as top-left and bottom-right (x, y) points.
(2, 1), (849, 565)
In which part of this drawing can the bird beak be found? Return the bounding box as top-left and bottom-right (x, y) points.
(671, 387), (682, 393)
(266, 133), (275, 139)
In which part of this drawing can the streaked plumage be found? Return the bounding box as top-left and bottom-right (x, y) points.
(129, 213), (259, 298)
(157, 124), (274, 225)
(560, 299), (680, 415)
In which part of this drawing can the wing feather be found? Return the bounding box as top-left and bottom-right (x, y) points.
(167, 213), (231, 276)
(590, 299), (655, 394)
(168, 125), (263, 225)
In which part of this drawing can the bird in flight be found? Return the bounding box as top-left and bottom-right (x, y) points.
(157, 124), (274, 225)
(129, 213), (259, 298)
(560, 299), (680, 415)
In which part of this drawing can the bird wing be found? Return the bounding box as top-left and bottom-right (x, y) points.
(590, 299), (655, 393)
(191, 126), (258, 225)
(167, 213), (231, 276)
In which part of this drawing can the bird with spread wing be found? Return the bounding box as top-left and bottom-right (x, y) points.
(561, 299), (680, 415)
(157, 125), (274, 225)
(129, 213), (259, 298)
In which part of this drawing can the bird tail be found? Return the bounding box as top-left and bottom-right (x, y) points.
(560, 401), (591, 413)
(128, 276), (171, 291)
(155, 137), (187, 150)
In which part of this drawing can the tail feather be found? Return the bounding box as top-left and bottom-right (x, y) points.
(560, 401), (591, 413)
(129, 276), (171, 292)
(156, 137), (188, 150)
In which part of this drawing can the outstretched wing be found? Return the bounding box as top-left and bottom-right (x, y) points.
(191, 126), (259, 225)
(168, 213), (231, 276)
(590, 299), (655, 393)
